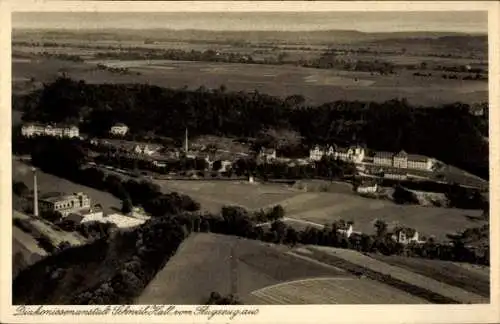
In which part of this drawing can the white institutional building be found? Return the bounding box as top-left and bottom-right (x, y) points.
(21, 123), (79, 138)
(309, 145), (366, 163)
(309, 144), (435, 172)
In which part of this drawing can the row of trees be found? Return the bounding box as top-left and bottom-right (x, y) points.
(19, 77), (488, 179)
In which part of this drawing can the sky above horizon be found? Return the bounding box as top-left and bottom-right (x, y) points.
(12, 11), (487, 33)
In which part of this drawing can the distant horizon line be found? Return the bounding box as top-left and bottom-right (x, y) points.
(12, 27), (487, 36)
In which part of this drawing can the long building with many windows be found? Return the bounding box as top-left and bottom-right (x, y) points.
(21, 123), (79, 138)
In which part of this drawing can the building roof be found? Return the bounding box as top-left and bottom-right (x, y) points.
(336, 147), (350, 154)
(23, 122), (79, 129)
(40, 192), (88, 203)
(358, 179), (378, 187)
(392, 227), (417, 237)
(362, 156), (374, 163)
(112, 123), (128, 128)
(374, 151), (394, 159)
(395, 150), (408, 157)
(260, 148), (276, 154)
(407, 154), (430, 163)
(66, 213), (84, 223)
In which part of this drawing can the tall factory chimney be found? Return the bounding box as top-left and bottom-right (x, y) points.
(32, 167), (39, 217)
(184, 127), (189, 153)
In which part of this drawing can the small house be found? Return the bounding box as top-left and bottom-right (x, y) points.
(336, 222), (354, 238)
(356, 180), (379, 194)
(110, 123), (129, 136)
(391, 227), (423, 244)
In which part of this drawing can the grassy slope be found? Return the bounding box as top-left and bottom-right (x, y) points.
(12, 225), (48, 278)
(368, 254), (490, 297)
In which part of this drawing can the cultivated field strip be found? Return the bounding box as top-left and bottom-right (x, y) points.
(370, 254), (490, 297)
(309, 246), (488, 304)
(250, 277), (429, 304)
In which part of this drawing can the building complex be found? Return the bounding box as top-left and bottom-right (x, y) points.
(21, 123), (79, 138)
(309, 144), (435, 171)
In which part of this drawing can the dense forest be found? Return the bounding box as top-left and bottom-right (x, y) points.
(18, 77), (489, 179)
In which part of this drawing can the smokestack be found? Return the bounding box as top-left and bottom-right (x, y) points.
(32, 167), (39, 217)
(185, 127), (188, 153)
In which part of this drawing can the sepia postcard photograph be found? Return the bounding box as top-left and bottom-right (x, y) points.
(1, 1), (499, 323)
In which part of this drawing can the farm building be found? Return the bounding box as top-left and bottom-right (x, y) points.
(337, 223), (354, 238)
(109, 123), (129, 136)
(391, 227), (425, 245)
(21, 123), (79, 138)
(355, 180), (379, 194)
(383, 169), (408, 180)
(259, 147), (277, 162)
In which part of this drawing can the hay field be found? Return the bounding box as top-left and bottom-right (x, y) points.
(12, 57), (487, 106)
(136, 233), (349, 304)
(13, 159), (122, 214)
(307, 245), (488, 304)
(248, 277), (429, 304)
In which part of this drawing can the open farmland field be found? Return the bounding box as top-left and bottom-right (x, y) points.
(304, 246), (489, 304)
(281, 192), (485, 241)
(13, 158), (122, 214)
(137, 232), (437, 304)
(154, 180), (302, 213)
(247, 277), (429, 304)
(155, 180), (485, 241)
(136, 233), (350, 304)
(12, 57), (487, 106)
(368, 254), (490, 297)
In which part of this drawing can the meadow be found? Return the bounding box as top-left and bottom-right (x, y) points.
(156, 180), (485, 241)
(12, 56), (487, 106)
